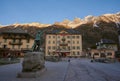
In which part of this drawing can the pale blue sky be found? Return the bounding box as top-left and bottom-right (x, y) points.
(0, 0), (120, 25)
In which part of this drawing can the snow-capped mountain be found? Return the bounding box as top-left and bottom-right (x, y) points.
(0, 12), (120, 28)
(0, 12), (119, 49)
(2, 22), (51, 28)
(54, 12), (120, 28)
(54, 18), (83, 28)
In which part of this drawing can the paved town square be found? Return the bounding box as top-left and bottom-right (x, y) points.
(0, 1), (120, 81)
(0, 58), (120, 81)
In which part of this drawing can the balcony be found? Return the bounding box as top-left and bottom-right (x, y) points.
(9, 42), (23, 45)
(56, 49), (70, 53)
(59, 43), (68, 46)
(3, 35), (27, 39)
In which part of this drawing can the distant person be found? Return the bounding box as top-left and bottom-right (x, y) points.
(93, 54), (95, 60)
(68, 59), (70, 62)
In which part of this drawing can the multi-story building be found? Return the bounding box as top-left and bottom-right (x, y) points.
(0, 28), (34, 57)
(45, 29), (82, 58)
(96, 39), (118, 51)
(90, 49), (115, 59)
(89, 39), (117, 59)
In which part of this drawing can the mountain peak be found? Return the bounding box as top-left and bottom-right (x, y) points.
(53, 12), (120, 28)
(102, 13), (113, 16)
(11, 22), (51, 28)
(0, 12), (120, 28)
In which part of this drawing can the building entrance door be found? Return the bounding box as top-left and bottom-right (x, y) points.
(61, 53), (67, 57)
(100, 53), (106, 58)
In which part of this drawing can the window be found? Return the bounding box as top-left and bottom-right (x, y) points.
(68, 46), (70, 50)
(53, 36), (55, 38)
(67, 36), (70, 39)
(19, 39), (21, 43)
(107, 52), (112, 56)
(77, 52), (80, 55)
(49, 36), (51, 38)
(53, 41), (55, 44)
(3, 45), (7, 48)
(48, 52), (50, 55)
(58, 36), (60, 38)
(26, 45), (29, 48)
(101, 53), (106, 57)
(48, 41), (51, 44)
(77, 46), (80, 49)
(68, 41), (70, 43)
(57, 46), (60, 49)
(57, 41), (60, 44)
(94, 53), (99, 56)
(13, 39), (16, 43)
(109, 46), (113, 49)
(73, 46), (75, 49)
(48, 46), (51, 49)
(62, 46), (66, 50)
(73, 41), (75, 44)
(77, 41), (79, 44)
(12, 45), (14, 49)
(4, 39), (7, 43)
(27, 39), (30, 43)
(72, 36), (75, 38)
(76, 36), (79, 38)
(52, 46), (56, 50)
(18, 45), (20, 49)
(73, 51), (75, 55)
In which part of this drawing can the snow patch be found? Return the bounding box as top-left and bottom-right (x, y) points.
(84, 15), (94, 22)
(116, 12), (120, 15)
(93, 23), (99, 27)
(93, 21), (99, 27)
(115, 22), (120, 28)
(103, 13), (113, 16)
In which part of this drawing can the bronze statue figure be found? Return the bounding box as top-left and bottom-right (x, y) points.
(32, 30), (44, 51)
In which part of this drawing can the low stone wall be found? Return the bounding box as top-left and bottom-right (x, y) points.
(45, 56), (61, 62)
(0, 58), (20, 65)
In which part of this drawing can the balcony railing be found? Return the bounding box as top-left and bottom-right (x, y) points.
(56, 49), (70, 52)
(9, 42), (23, 45)
(59, 43), (68, 46)
(3, 36), (27, 39)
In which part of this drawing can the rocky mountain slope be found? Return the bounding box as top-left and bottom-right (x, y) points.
(54, 12), (120, 28)
(0, 12), (120, 49)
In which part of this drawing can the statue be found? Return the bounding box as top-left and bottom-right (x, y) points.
(17, 30), (46, 78)
(32, 30), (44, 51)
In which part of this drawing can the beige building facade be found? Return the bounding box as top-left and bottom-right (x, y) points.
(45, 29), (82, 57)
(0, 28), (34, 57)
(90, 49), (115, 59)
(89, 39), (117, 59)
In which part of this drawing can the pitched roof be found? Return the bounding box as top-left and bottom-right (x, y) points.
(101, 39), (116, 44)
(47, 29), (81, 34)
(2, 28), (27, 34)
(1, 28), (34, 38)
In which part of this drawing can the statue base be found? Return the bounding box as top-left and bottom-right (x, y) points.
(17, 52), (46, 78)
(17, 68), (46, 78)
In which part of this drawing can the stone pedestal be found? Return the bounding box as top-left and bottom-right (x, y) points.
(17, 52), (46, 78)
(17, 68), (46, 78)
